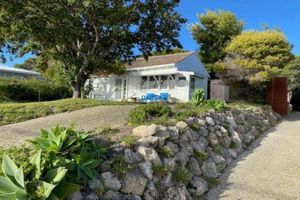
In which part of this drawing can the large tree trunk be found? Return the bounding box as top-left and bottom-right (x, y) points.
(72, 81), (81, 98)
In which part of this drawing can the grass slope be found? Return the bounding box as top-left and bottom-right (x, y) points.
(0, 98), (130, 126)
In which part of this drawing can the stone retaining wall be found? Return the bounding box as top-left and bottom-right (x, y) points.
(71, 106), (281, 200)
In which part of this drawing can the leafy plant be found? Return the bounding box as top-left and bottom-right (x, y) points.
(172, 167), (191, 185)
(0, 152), (79, 200)
(0, 154), (27, 199)
(30, 126), (107, 185)
(192, 88), (205, 106)
(205, 99), (227, 111)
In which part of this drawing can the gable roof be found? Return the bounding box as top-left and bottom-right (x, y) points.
(126, 52), (194, 69)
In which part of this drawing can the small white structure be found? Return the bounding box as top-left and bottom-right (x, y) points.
(88, 52), (209, 102)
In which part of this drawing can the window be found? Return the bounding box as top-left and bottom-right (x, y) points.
(169, 74), (175, 89)
(141, 76), (147, 90)
(190, 77), (195, 89)
(178, 76), (187, 87)
(149, 76), (159, 89)
(160, 75), (168, 89)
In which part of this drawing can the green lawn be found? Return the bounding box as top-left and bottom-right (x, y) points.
(0, 98), (131, 126)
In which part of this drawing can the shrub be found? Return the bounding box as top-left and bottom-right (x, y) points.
(0, 127), (107, 199)
(192, 88), (205, 106)
(127, 103), (172, 126)
(205, 99), (227, 111)
(0, 78), (71, 101)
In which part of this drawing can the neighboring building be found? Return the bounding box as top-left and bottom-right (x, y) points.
(0, 65), (41, 79)
(88, 52), (209, 102)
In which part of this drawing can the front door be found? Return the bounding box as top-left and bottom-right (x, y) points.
(115, 79), (122, 100)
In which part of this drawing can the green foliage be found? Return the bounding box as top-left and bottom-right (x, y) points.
(30, 127), (106, 185)
(14, 58), (38, 71)
(153, 165), (169, 177)
(0, 78), (71, 102)
(0, 150), (79, 200)
(150, 48), (188, 56)
(207, 177), (218, 188)
(224, 30), (294, 85)
(190, 10), (244, 72)
(172, 167), (192, 185)
(156, 146), (173, 158)
(122, 135), (138, 149)
(192, 88), (205, 106)
(0, 154), (27, 199)
(205, 99), (227, 111)
(111, 155), (132, 177)
(0, 0), (186, 97)
(281, 56), (300, 91)
(127, 103), (172, 126)
(189, 122), (201, 131)
(194, 152), (208, 161)
(0, 127), (107, 199)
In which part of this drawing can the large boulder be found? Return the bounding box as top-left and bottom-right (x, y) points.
(101, 172), (121, 191)
(133, 124), (158, 138)
(137, 146), (161, 165)
(201, 160), (219, 178)
(188, 176), (208, 196)
(121, 171), (148, 195)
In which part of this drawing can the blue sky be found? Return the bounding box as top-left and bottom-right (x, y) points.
(2, 0), (300, 67)
(178, 0), (300, 54)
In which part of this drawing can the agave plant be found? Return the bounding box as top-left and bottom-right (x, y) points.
(0, 151), (79, 200)
(192, 88), (206, 106)
(0, 154), (27, 199)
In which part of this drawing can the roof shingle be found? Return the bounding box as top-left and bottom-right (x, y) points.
(126, 52), (194, 69)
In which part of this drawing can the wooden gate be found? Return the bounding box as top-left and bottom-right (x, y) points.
(267, 77), (289, 116)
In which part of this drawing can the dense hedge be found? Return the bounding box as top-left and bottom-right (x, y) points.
(0, 78), (72, 101)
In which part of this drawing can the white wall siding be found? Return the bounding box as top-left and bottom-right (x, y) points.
(90, 77), (117, 100)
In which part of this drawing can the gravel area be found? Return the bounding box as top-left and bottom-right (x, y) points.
(0, 105), (136, 147)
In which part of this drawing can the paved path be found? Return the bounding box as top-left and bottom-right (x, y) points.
(207, 112), (300, 200)
(0, 105), (136, 147)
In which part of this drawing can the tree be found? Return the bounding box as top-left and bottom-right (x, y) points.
(14, 58), (37, 71)
(282, 56), (300, 91)
(0, 0), (186, 98)
(223, 30), (294, 85)
(190, 10), (244, 72)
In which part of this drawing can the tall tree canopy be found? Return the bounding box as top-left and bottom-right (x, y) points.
(190, 10), (244, 72)
(0, 0), (186, 97)
(223, 30), (294, 85)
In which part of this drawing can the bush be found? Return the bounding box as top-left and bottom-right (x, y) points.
(0, 127), (107, 199)
(127, 103), (172, 126)
(0, 78), (72, 101)
(205, 99), (227, 111)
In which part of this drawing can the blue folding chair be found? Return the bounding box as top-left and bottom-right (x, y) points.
(159, 93), (169, 101)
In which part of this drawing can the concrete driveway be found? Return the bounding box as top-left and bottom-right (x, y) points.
(207, 112), (300, 200)
(0, 105), (136, 148)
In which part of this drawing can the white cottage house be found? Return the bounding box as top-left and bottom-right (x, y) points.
(88, 52), (209, 102)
